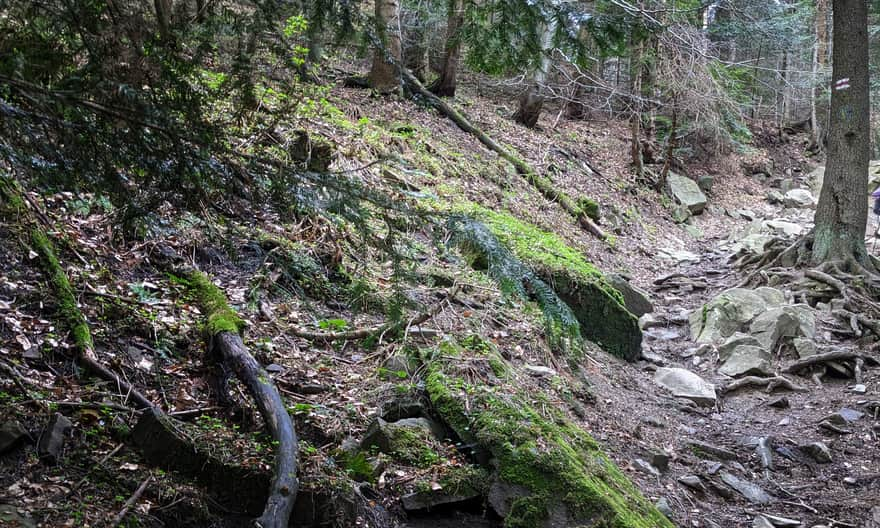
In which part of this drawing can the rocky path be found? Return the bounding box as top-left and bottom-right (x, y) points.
(604, 176), (880, 528)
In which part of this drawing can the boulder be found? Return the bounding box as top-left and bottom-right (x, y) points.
(667, 173), (708, 215)
(783, 189), (816, 209)
(748, 305), (815, 351)
(38, 413), (72, 465)
(402, 467), (487, 512)
(718, 333), (762, 362)
(720, 472), (772, 504)
(792, 337), (817, 359)
(671, 205), (691, 224)
(360, 418), (444, 465)
(719, 345), (772, 377)
(608, 274), (654, 317)
(754, 287), (787, 307)
(654, 367), (717, 406)
(690, 288), (779, 343)
(697, 175), (715, 192)
(766, 190), (784, 205)
(762, 219), (804, 237)
(0, 420), (31, 455)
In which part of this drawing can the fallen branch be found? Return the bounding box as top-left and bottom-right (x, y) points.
(292, 284), (458, 342)
(720, 375), (808, 394)
(396, 67), (607, 240)
(183, 270), (298, 528)
(109, 476), (153, 528)
(0, 176), (155, 411)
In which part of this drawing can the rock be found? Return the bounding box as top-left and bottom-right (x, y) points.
(650, 452), (671, 472)
(690, 288), (777, 343)
(402, 475), (484, 512)
(792, 338), (817, 359)
(655, 497), (673, 518)
(671, 205), (691, 224)
(766, 190), (785, 205)
(633, 458), (660, 477)
(783, 189), (816, 209)
(264, 363), (284, 373)
(779, 178), (797, 193)
(736, 209), (758, 221)
(640, 349), (667, 366)
(0, 505), (36, 528)
(608, 274), (654, 317)
(798, 442), (832, 463)
(667, 172), (708, 215)
(763, 219), (804, 237)
(0, 420), (31, 455)
(718, 333), (762, 362)
(756, 437), (774, 470)
(826, 407), (864, 424)
(768, 397), (790, 409)
(697, 175), (715, 192)
(719, 345), (772, 377)
(639, 313), (663, 330)
(524, 365), (556, 377)
(735, 233), (773, 255)
(749, 305), (815, 351)
(683, 224), (703, 239)
(654, 368), (717, 406)
(687, 440), (738, 461)
(851, 384), (867, 394)
(720, 472), (772, 504)
(360, 418), (444, 464)
(658, 247), (701, 264)
(37, 413), (73, 465)
(678, 475), (704, 490)
(379, 396), (426, 422)
(754, 516), (775, 528)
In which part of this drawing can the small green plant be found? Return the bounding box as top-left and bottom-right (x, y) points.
(318, 318), (348, 331)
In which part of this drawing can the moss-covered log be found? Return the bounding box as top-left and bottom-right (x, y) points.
(462, 205), (641, 361)
(182, 270), (299, 528)
(426, 366), (673, 528)
(0, 176), (155, 410)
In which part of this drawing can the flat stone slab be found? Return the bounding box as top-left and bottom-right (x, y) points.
(720, 472), (772, 504)
(654, 367), (716, 406)
(667, 173), (708, 214)
(719, 345), (772, 377)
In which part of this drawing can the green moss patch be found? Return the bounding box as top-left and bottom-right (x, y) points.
(426, 366), (672, 528)
(457, 205), (641, 361)
(177, 271), (245, 335)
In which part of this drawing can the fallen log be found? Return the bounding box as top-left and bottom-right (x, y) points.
(183, 270), (298, 528)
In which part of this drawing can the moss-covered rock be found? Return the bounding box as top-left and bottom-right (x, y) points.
(461, 205), (641, 361)
(426, 365), (673, 528)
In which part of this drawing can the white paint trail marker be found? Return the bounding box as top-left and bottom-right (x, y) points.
(835, 78), (851, 91)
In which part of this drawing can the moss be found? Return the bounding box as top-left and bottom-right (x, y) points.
(181, 271), (246, 335)
(30, 229), (95, 351)
(425, 366), (673, 528)
(385, 424), (441, 468)
(576, 197), (601, 223)
(438, 465), (490, 497)
(453, 204), (641, 361)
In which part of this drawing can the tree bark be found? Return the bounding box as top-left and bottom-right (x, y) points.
(630, 40), (644, 178)
(513, 19), (556, 128)
(429, 0), (463, 96)
(403, 19), (428, 83)
(811, 0), (830, 148)
(811, 0), (870, 266)
(369, 0), (402, 92)
(154, 0), (173, 41)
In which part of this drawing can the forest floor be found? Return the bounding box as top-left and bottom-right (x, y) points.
(1, 68), (878, 528)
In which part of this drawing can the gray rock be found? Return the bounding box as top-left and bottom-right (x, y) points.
(38, 413), (72, 465)
(756, 437), (774, 470)
(828, 407), (864, 424)
(690, 288), (774, 343)
(793, 338), (817, 359)
(633, 458), (660, 477)
(720, 472), (772, 504)
(380, 396), (426, 422)
(402, 487), (482, 512)
(768, 397), (789, 409)
(672, 205), (691, 224)
(360, 417), (443, 455)
(651, 452), (671, 472)
(667, 172), (708, 215)
(487, 481), (533, 518)
(749, 305), (815, 351)
(608, 274), (654, 317)
(719, 345), (772, 377)
(0, 421), (31, 455)
(779, 178), (797, 193)
(763, 219), (804, 237)
(697, 175), (715, 192)
(754, 516), (776, 528)
(678, 475), (704, 490)
(655, 497), (673, 518)
(783, 189), (816, 209)
(638, 313), (663, 330)
(754, 287), (787, 307)
(658, 247), (701, 264)
(851, 384), (867, 394)
(524, 365), (556, 377)
(688, 440), (738, 461)
(640, 349), (667, 366)
(799, 442), (832, 463)
(654, 368), (717, 406)
(718, 333), (763, 362)
(766, 190), (785, 205)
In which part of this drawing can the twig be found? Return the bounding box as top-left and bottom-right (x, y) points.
(109, 476), (153, 528)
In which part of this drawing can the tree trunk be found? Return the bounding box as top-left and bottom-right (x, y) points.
(513, 19), (555, 128)
(429, 0), (464, 97)
(811, 0), (870, 266)
(154, 0), (173, 41)
(369, 0), (402, 92)
(811, 0), (830, 148)
(630, 40), (644, 178)
(403, 21), (428, 83)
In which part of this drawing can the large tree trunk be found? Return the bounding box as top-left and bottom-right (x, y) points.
(154, 0), (173, 41)
(369, 0), (402, 92)
(629, 40), (644, 178)
(429, 0), (464, 97)
(811, 0), (830, 149)
(513, 20), (556, 128)
(403, 17), (428, 83)
(811, 0), (870, 265)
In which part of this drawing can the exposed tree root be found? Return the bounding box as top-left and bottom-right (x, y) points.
(292, 284), (458, 342)
(783, 348), (878, 374)
(182, 270), (298, 528)
(720, 375), (808, 395)
(0, 176), (155, 411)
